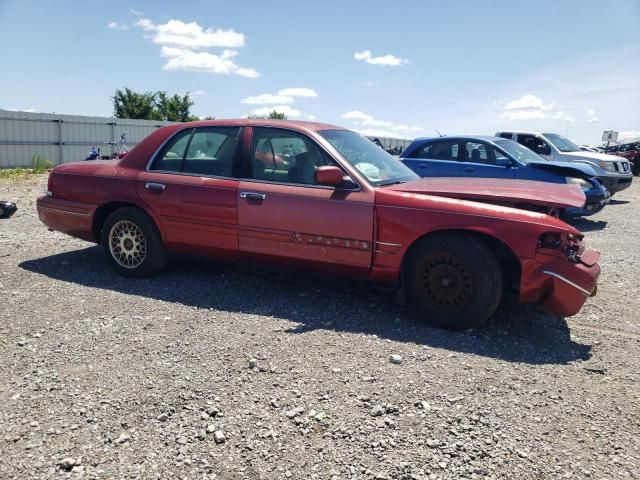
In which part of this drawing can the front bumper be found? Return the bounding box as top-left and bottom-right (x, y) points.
(600, 174), (632, 194)
(564, 186), (610, 217)
(520, 248), (600, 317)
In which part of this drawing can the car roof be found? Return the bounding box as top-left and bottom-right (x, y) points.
(412, 135), (506, 143)
(184, 119), (347, 133)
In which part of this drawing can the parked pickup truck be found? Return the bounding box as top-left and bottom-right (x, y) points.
(496, 131), (633, 194)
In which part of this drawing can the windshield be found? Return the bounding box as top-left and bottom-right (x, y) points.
(319, 130), (418, 186)
(494, 139), (546, 164)
(542, 133), (580, 153)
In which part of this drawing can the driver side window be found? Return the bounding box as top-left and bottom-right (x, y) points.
(250, 128), (335, 185)
(517, 135), (549, 155)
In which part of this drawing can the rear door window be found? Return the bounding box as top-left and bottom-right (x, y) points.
(150, 128), (194, 171)
(182, 127), (240, 176)
(410, 140), (459, 161)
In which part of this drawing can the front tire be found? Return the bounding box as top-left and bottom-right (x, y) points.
(101, 207), (167, 278)
(405, 233), (503, 330)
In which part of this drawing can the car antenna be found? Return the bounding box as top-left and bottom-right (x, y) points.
(435, 129), (444, 137)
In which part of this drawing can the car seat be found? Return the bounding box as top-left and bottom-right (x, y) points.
(288, 152), (316, 184)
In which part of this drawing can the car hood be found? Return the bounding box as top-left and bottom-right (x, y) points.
(526, 159), (598, 177)
(386, 177), (585, 208)
(559, 151), (627, 163)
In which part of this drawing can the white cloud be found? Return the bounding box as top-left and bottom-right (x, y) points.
(247, 105), (315, 120)
(5, 108), (38, 113)
(130, 9), (143, 16)
(499, 94), (577, 123)
(342, 111), (372, 122)
(191, 90), (206, 97)
(342, 110), (393, 127)
(135, 18), (153, 30)
(108, 22), (129, 31)
(504, 94), (553, 110)
(135, 18), (244, 48)
(134, 18), (258, 78)
(250, 105), (299, 117)
(342, 111), (421, 137)
(585, 108), (599, 123)
(356, 128), (403, 139)
(500, 110), (548, 120)
(364, 81), (375, 87)
(241, 88), (318, 105)
(241, 88), (318, 118)
(241, 94), (295, 105)
(278, 87), (318, 98)
(160, 47), (260, 78)
(353, 50), (408, 66)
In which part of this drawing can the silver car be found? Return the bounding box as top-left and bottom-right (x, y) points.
(495, 131), (632, 194)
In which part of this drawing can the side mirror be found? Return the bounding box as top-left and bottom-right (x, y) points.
(495, 157), (511, 167)
(315, 166), (345, 187)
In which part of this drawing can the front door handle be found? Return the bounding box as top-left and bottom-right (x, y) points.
(145, 182), (165, 192)
(464, 167), (474, 173)
(240, 191), (267, 201)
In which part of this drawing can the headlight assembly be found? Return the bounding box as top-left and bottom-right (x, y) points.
(598, 160), (616, 172)
(565, 176), (592, 191)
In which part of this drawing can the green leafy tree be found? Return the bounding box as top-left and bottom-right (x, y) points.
(112, 88), (159, 120)
(155, 92), (198, 122)
(112, 88), (201, 122)
(267, 110), (287, 119)
(247, 110), (288, 120)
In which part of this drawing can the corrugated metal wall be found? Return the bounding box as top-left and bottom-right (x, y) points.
(0, 109), (412, 168)
(0, 109), (177, 168)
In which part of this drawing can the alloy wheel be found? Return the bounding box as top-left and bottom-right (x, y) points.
(108, 220), (147, 269)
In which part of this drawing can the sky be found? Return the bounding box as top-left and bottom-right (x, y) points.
(0, 0), (639, 144)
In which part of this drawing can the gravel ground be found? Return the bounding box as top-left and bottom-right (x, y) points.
(0, 174), (638, 480)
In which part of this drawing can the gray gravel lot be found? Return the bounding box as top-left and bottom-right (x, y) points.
(0, 174), (638, 479)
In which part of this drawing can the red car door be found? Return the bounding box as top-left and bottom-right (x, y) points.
(237, 127), (374, 277)
(136, 126), (242, 259)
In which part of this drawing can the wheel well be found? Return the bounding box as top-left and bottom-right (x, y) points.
(92, 202), (138, 243)
(402, 229), (522, 292)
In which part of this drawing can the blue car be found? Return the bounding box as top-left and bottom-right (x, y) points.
(400, 136), (610, 217)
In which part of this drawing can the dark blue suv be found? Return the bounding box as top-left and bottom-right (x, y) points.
(400, 136), (610, 217)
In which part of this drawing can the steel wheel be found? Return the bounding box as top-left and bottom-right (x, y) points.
(419, 253), (472, 311)
(108, 220), (147, 269)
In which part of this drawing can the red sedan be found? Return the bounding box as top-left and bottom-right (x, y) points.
(37, 120), (600, 330)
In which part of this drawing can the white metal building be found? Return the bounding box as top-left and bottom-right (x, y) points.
(0, 109), (177, 168)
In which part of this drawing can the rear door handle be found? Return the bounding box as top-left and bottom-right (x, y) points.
(240, 191), (267, 201)
(145, 182), (165, 192)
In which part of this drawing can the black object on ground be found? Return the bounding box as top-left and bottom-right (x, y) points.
(0, 201), (17, 218)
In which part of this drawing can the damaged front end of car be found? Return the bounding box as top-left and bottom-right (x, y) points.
(520, 228), (600, 316)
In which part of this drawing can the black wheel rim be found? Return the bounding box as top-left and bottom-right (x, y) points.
(418, 253), (472, 311)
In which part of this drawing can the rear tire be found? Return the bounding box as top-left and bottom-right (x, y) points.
(101, 207), (167, 278)
(405, 233), (503, 330)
